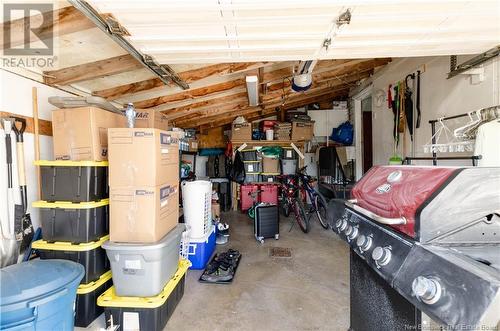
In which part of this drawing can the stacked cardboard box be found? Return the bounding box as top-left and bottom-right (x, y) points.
(135, 109), (169, 130)
(291, 121), (314, 141)
(273, 122), (292, 140)
(108, 128), (179, 243)
(231, 122), (252, 140)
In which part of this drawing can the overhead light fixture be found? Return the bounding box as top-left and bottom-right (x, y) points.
(246, 75), (259, 106)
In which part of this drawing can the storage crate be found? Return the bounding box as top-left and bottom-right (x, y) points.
(243, 160), (261, 173)
(261, 173), (280, 183)
(260, 184), (279, 205)
(98, 260), (189, 331)
(244, 173), (261, 183)
(103, 224), (185, 297)
(188, 226), (216, 270)
(75, 271), (113, 328)
(282, 148), (297, 160)
(34, 199), (109, 244)
(281, 159), (298, 175)
(35, 160), (108, 202)
(241, 150), (258, 161)
(240, 184), (259, 211)
(32, 235), (110, 284)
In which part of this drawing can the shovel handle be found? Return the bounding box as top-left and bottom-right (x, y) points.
(11, 117), (26, 142)
(16, 142), (26, 186)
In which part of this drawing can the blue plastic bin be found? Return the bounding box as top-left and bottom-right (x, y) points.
(188, 225), (216, 269)
(0, 259), (84, 330)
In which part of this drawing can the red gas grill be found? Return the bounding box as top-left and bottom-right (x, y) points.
(331, 166), (500, 330)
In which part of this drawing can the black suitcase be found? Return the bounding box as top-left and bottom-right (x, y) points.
(254, 204), (279, 244)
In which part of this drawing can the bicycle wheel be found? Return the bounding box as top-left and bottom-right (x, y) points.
(314, 194), (329, 229)
(293, 199), (310, 233)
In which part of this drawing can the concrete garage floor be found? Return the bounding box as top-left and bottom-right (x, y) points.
(168, 211), (350, 331)
(81, 211), (350, 331)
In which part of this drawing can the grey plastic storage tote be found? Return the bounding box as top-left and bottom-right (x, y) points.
(102, 224), (185, 297)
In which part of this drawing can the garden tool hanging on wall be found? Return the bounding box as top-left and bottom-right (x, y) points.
(12, 117), (34, 253)
(404, 74), (416, 141)
(0, 117), (19, 267)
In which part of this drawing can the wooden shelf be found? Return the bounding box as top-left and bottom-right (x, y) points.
(231, 140), (305, 147)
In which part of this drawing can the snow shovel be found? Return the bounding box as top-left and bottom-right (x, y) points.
(0, 117), (19, 266)
(11, 117), (34, 252)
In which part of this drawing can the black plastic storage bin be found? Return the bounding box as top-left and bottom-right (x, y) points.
(261, 173), (280, 183)
(243, 161), (261, 174)
(75, 271), (113, 327)
(244, 173), (261, 183)
(36, 160), (108, 202)
(34, 199), (109, 243)
(32, 235), (109, 284)
(282, 147), (297, 160)
(241, 150), (258, 161)
(98, 260), (189, 331)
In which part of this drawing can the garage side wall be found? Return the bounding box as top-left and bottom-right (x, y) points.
(370, 56), (500, 166)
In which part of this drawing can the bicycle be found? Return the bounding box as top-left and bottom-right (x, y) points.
(278, 174), (310, 233)
(296, 166), (329, 229)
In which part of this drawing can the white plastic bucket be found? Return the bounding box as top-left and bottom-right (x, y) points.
(266, 129), (274, 141)
(181, 180), (212, 238)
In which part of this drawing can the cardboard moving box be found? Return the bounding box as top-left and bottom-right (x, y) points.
(262, 157), (280, 173)
(231, 122), (252, 141)
(52, 107), (126, 161)
(135, 109), (169, 130)
(110, 183), (179, 243)
(291, 121), (314, 141)
(108, 128), (179, 187)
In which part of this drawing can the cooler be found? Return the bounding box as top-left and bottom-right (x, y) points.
(188, 226), (216, 270)
(240, 184), (259, 211)
(260, 184), (278, 205)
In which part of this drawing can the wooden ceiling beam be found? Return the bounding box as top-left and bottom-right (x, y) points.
(178, 85), (351, 128)
(143, 58), (387, 111)
(43, 54), (143, 86)
(92, 61), (272, 100)
(1, 6), (95, 50)
(134, 78), (245, 109)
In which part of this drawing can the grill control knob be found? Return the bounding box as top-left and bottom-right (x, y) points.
(356, 234), (372, 251)
(372, 246), (391, 266)
(411, 276), (442, 305)
(335, 219), (348, 232)
(345, 225), (358, 240)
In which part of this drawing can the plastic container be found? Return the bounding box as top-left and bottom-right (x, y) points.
(241, 150), (258, 161)
(0, 259), (84, 330)
(35, 160), (108, 202)
(34, 199), (109, 244)
(260, 184), (279, 205)
(281, 159), (298, 175)
(266, 129), (274, 140)
(188, 226), (216, 270)
(98, 260), (189, 331)
(243, 160), (261, 173)
(240, 184), (259, 211)
(32, 235), (110, 284)
(103, 224), (185, 297)
(181, 180), (212, 238)
(282, 148), (297, 160)
(261, 173), (280, 183)
(244, 173), (261, 183)
(75, 271), (113, 327)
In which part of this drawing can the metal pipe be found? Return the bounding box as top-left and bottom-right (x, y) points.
(68, 0), (189, 90)
(447, 45), (500, 79)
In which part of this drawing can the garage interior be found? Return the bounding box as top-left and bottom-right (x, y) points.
(1, 1), (499, 331)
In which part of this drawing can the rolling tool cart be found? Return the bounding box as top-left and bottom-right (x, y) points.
(35, 160), (108, 202)
(32, 235), (110, 284)
(97, 260), (189, 331)
(33, 199), (109, 244)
